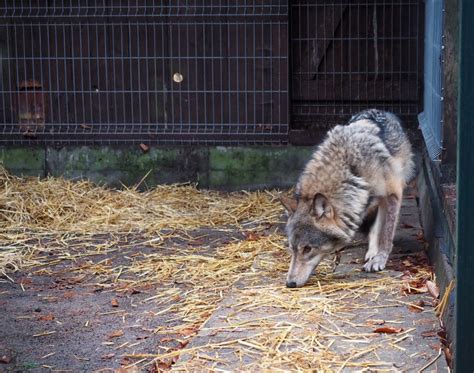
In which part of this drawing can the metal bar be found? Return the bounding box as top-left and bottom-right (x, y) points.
(455, 0), (474, 370)
(203, 22), (208, 134)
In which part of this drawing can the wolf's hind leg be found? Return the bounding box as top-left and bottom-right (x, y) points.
(364, 193), (402, 272)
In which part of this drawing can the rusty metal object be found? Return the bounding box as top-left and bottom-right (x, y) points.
(16, 79), (46, 135)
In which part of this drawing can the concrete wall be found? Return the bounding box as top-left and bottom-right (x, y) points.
(0, 146), (314, 190)
(418, 0), (459, 356)
(417, 150), (456, 348)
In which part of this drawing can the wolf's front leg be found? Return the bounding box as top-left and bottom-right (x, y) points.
(365, 205), (382, 254)
(364, 194), (401, 272)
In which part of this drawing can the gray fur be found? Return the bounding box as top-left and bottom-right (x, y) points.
(281, 109), (415, 288)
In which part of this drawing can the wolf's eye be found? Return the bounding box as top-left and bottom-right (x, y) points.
(303, 246), (312, 255)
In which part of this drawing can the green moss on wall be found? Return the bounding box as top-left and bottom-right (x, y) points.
(208, 147), (313, 189)
(0, 145), (315, 190)
(0, 148), (45, 177)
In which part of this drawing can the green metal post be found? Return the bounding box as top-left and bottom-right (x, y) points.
(456, 0), (474, 371)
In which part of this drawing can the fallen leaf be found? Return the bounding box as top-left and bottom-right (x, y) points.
(139, 143), (149, 152)
(187, 238), (205, 246)
(366, 319), (385, 326)
(426, 280), (440, 299)
(402, 259), (413, 267)
(408, 300), (425, 313)
(101, 353), (115, 360)
(111, 298), (119, 307)
(18, 277), (32, 285)
(108, 330), (124, 339)
(38, 314), (55, 321)
(444, 346), (453, 368)
(200, 311), (212, 319)
(414, 318), (437, 326)
(179, 327), (198, 336)
(244, 231), (261, 241)
(0, 355), (12, 364)
(437, 329), (448, 341)
(438, 329), (450, 347)
(63, 291), (76, 299)
(373, 327), (403, 334)
(421, 330), (438, 337)
(155, 360), (173, 370)
(159, 337), (174, 343)
(178, 340), (189, 349)
(115, 368), (139, 373)
(403, 284), (428, 294)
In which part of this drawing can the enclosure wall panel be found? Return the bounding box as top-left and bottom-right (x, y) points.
(418, 0), (444, 161)
(291, 0), (424, 129)
(0, 1), (289, 145)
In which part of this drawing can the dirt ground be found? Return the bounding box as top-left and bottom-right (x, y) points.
(0, 175), (450, 372)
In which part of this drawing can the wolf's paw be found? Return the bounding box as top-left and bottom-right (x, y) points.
(363, 253), (388, 272)
(365, 246), (379, 261)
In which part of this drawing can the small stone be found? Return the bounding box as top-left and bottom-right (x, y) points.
(0, 355), (12, 364)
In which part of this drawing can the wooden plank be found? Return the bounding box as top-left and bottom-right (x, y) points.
(291, 3), (347, 76)
(292, 78), (420, 101)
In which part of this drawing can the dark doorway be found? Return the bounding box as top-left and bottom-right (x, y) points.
(289, 0), (424, 144)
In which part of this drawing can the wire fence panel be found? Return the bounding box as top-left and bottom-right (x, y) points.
(290, 0), (424, 130)
(418, 0), (443, 161)
(0, 1), (289, 145)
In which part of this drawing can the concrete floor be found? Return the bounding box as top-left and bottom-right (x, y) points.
(174, 194), (449, 372)
(0, 191), (449, 372)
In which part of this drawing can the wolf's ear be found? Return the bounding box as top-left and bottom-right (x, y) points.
(312, 193), (334, 219)
(279, 194), (297, 215)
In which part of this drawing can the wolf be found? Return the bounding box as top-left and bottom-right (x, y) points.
(280, 109), (415, 288)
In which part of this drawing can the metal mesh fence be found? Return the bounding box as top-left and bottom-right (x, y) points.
(290, 0), (424, 130)
(418, 0), (443, 161)
(0, 1), (289, 145)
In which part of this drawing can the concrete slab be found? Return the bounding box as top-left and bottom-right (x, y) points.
(174, 197), (449, 372)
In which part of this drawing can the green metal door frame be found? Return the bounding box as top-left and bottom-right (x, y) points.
(456, 0), (474, 370)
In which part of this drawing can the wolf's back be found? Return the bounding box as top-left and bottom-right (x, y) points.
(349, 109), (415, 183)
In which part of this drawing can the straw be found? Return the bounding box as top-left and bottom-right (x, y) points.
(0, 167), (443, 370)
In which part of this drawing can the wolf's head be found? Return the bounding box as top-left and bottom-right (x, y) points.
(280, 194), (351, 288)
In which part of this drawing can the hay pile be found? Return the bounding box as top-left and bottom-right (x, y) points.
(0, 166), (280, 276)
(0, 167), (280, 235)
